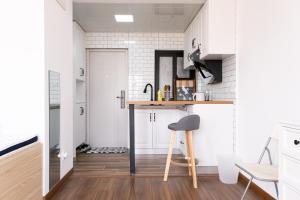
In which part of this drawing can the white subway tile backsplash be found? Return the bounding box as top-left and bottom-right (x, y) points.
(86, 32), (184, 100)
(196, 55), (236, 101)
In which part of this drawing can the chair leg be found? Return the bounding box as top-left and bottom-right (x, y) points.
(185, 132), (192, 176)
(274, 182), (279, 199)
(241, 177), (253, 200)
(164, 131), (176, 181)
(187, 131), (197, 188)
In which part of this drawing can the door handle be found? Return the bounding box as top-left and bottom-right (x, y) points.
(150, 113), (152, 122)
(116, 90), (125, 109)
(153, 113), (156, 122)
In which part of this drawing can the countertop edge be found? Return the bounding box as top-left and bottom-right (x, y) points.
(127, 101), (234, 105)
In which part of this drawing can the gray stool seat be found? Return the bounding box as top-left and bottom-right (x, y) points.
(168, 115), (200, 131)
(164, 114), (200, 188)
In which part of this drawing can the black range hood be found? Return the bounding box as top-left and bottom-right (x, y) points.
(188, 49), (222, 84)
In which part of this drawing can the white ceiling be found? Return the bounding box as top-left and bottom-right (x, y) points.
(73, 3), (202, 32)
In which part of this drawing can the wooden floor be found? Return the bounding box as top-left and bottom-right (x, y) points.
(51, 153), (263, 200)
(73, 153), (191, 177)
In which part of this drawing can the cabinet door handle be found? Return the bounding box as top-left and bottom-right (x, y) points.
(192, 38), (196, 48)
(150, 113), (152, 122)
(294, 140), (300, 145)
(154, 113), (156, 122)
(80, 68), (85, 76)
(80, 107), (84, 115)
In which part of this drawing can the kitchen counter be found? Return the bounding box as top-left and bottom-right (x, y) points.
(127, 100), (233, 174)
(127, 100), (233, 105)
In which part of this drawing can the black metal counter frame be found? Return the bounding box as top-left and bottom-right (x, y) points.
(129, 104), (135, 174)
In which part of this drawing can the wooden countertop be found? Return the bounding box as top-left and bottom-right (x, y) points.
(127, 100), (233, 105)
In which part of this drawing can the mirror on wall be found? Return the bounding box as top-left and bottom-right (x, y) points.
(48, 71), (61, 190)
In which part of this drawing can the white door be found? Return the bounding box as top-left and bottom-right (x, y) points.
(88, 49), (128, 147)
(135, 110), (153, 148)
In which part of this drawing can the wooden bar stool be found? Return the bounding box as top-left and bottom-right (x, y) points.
(163, 115), (200, 188)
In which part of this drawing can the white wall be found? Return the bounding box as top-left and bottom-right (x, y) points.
(236, 0), (300, 197)
(44, 0), (73, 195)
(0, 2), (45, 140)
(85, 32), (184, 100)
(0, 0), (73, 196)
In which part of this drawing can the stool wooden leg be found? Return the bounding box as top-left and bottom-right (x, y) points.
(187, 131), (198, 188)
(185, 132), (192, 176)
(164, 131), (176, 181)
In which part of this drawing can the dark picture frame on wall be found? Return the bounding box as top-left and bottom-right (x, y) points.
(154, 50), (195, 100)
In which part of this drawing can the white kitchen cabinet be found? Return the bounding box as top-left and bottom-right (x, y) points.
(73, 21), (87, 154)
(184, 0), (235, 63)
(73, 22), (86, 81)
(135, 106), (233, 159)
(281, 183), (300, 200)
(184, 12), (201, 69)
(200, 3), (208, 58)
(191, 12), (201, 53)
(135, 109), (185, 153)
(199, 0), (236, 60)
(135, 110), (153, 149)
(153, 110), (179, 148)
(184, 25), (193, 69)
(279, 123), (300, 199)
(186, 104), (234, 166)
(74, 103), (86, 148)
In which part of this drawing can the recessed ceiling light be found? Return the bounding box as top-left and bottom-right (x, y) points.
(115, 15), (134, 23)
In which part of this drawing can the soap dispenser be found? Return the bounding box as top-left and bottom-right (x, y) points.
(157, 90), (163, 101)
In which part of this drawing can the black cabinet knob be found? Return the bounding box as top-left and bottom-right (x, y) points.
(294, 140), (300, 145)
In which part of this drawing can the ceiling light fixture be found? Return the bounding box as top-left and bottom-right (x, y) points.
(114, 15), (134, 23)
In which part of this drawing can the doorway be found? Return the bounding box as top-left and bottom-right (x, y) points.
(87, 49), (129, 148)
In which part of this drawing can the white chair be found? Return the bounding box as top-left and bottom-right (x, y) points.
(236, 126), (280, 200)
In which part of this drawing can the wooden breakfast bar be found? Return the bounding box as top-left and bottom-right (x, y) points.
(127, 100), (233, 174)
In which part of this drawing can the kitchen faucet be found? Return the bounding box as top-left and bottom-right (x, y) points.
(143, 83), (153, 101)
